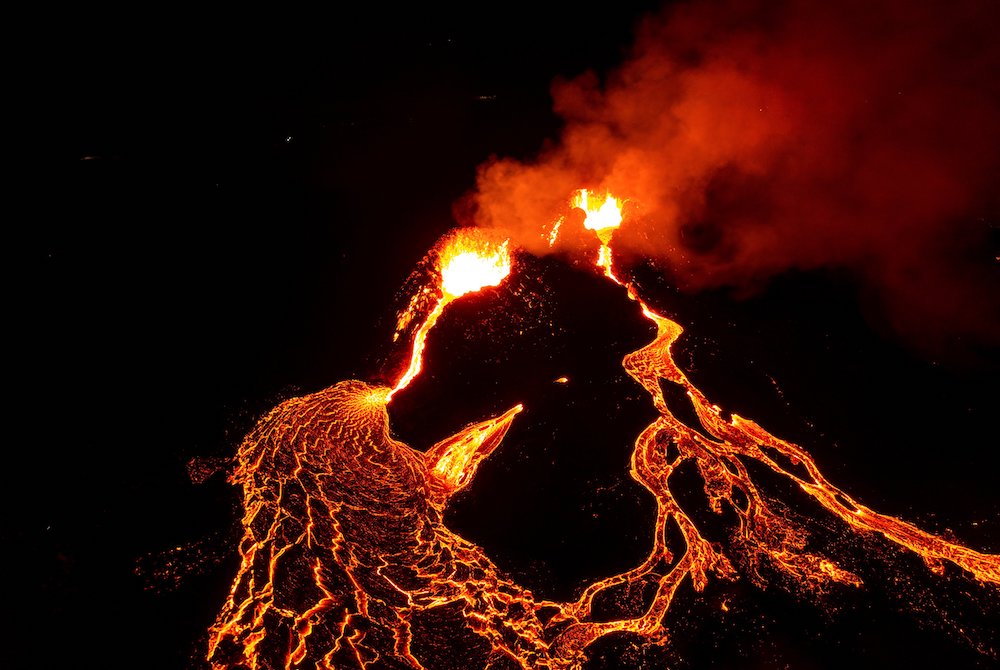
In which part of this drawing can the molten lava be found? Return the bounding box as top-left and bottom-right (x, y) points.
(574, 188), (622, 241)
(208, 194), (998, 669)
(387, 230), (511, 402)
(541, 191), (999, 656)
(567, 189), (623, 273)
(206, 382), (540, 669)
(440, 242), (511, 298)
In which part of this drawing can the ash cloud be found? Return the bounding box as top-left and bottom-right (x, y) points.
(464, 0), (1000, 354)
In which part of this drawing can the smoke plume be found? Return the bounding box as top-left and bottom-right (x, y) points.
(464, 0), (1000, 353)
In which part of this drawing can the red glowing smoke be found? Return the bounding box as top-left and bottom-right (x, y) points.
(465, 0), (1000, 353)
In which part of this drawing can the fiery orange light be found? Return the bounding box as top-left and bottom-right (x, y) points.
(208, 188), (999, 669)
(386, 231), (511, 402)
(574, 188), (622, 241)
(512, 187), (1000, 658)
(440, 240), (511, 298)
(547, 217), (563, 247)
(563, 188), (625, 274)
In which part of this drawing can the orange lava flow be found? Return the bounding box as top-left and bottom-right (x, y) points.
(387, 231), (511, 402)
(205, 382), (549, 669)
(542, 200), (1000, 655)
(207, 202), (998, 668)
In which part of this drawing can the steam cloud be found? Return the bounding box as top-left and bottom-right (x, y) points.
(464, 0), (1000, 353)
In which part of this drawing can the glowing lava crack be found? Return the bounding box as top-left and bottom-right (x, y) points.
(208, 207), (999, 669)
(206, 381), (550, 669)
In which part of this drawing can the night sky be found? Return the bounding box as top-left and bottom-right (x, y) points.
(16, 3), (999, 668)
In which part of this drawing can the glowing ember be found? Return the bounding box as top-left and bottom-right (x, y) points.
(547, 217), (562, 247)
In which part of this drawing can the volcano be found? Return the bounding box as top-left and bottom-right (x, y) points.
(31, 3), (1000, 669)
(205, 204), (999, 669)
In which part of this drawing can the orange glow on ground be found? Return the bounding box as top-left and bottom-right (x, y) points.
(207, 192), (999, 669)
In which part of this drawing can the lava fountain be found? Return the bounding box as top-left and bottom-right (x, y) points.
(387, 230), (511, 402)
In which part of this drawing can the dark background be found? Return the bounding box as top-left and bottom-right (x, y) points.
(13, 3), (998, 668)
